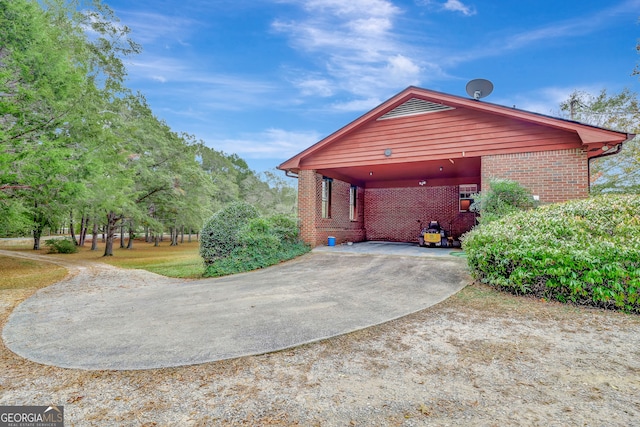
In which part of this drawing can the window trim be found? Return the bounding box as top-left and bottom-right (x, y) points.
(459, 184), (477, 212)
(349, 185), (357, 221)
(321, 177), (332, 218)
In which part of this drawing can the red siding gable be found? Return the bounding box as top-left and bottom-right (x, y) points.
(279, 86), (633, 174)
(300, 107), (582, 170)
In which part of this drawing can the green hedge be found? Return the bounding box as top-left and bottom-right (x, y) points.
(200, 204), (310, 277)
(462, 194), (640, 313)
(199, 202), (260, 264)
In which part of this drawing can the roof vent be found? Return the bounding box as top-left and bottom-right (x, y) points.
(378, 98), (454, 120)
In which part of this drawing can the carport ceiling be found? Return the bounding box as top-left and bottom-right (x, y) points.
(318, 157), (481, 185)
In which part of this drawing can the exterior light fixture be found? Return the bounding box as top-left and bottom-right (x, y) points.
(384, 148), (392, 157)
(439, 166), (443, 171)
(602, 145), (610, 152)
(419, 180), (427, 186)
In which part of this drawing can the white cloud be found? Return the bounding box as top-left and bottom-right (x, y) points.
(127, 53), (279, 110)
(215, 129), (323, 159)
(297, 0), (401, 18)
(273, 0), (427, 108)
(416, 0), (476, 16)
(116, 11), (197, 45)
(330, 97), (383, 112)
(348, 17), (393, 35)
(295, 77), (335, 97)
(386, 55), (421, 83)
(442, 0), (476, 16)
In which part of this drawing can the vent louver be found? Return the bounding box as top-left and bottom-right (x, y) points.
(378, 98), (454, 120)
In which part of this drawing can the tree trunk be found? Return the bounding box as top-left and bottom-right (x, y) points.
(103, 211), (122, 257)
(120, 220), (125, 249)
(69, 210), (77, 244)
(32, 203), (42, 250)
(180, 225), (184, 244)
(169, 225), (178, 246)
(33, 226), (42, 250)
(91, 219), (99, 251)
(127, 221), (134, 249)
(154, 233), (160, 247)
(144, 226), (149, 243)
(78, 214), (88, 246)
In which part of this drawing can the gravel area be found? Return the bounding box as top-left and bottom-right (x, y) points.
(1, 256), (639, 426)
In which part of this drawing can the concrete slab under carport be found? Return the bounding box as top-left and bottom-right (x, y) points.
(313, 240), (464, 257)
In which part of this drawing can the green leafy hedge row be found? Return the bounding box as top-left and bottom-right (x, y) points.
(462, 194), (640, 313)
(200, 202), (310, 277)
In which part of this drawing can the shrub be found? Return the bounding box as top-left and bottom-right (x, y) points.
(266, 214), (299, 243)
(471, 179), (536, 224)
(45, 238), (78, 254)
(199, 202), (260, 265)
(201, 206), (310, 277)
(462, 194), (640, 313)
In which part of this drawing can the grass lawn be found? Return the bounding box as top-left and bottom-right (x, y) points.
(0, 256), (67, 291)
(0, 237), (204, 279)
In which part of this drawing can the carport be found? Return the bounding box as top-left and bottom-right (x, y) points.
(278, 86), (631, 247)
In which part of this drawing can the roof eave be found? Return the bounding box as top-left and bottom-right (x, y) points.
(277, 86), (633, 171)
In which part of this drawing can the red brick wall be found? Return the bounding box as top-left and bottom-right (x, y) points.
(298, 170), (319, 246)
(297, 171), (366, 246)
(481, 148), (589, 203)
(364, 186), (477, 242)
(298, 149), (590, 246)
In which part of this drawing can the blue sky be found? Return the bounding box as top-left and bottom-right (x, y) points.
(104, 0), (640, 174)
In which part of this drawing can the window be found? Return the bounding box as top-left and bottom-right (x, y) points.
(349, 185), (357, 221)
(322, 177), (332, 218)
(459, 184), (477, 212)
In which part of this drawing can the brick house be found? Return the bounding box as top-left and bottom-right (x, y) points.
(278, 86), (633, 247)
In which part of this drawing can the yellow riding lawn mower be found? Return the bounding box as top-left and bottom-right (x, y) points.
(418, 220), (450, 248)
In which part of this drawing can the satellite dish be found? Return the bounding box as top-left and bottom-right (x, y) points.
(466, 79), (494, 100)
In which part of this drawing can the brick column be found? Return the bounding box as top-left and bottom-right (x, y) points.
(297, 169), (319, 246)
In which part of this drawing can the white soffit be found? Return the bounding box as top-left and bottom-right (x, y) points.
(377, 97), (454, 120)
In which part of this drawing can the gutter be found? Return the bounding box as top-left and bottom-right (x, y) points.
(285, 170), (299, 179)
(587, 132), (635, 193)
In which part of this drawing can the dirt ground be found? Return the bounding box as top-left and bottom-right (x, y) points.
(1, 257), (639, 426)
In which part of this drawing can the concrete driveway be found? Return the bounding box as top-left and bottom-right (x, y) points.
(2, 243), (469, 370)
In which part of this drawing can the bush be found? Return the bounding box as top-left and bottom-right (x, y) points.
(462, 194), (640, 313)
(200, 206), (310, 277)
(45, 238), (78, 254)
(471, 179), (536, 224)
(199, 202), (260, 265)
(265, 214), (299, 243)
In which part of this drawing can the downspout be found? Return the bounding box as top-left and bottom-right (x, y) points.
(587, 133), (634, 193)
(285, 169), (299, 179)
